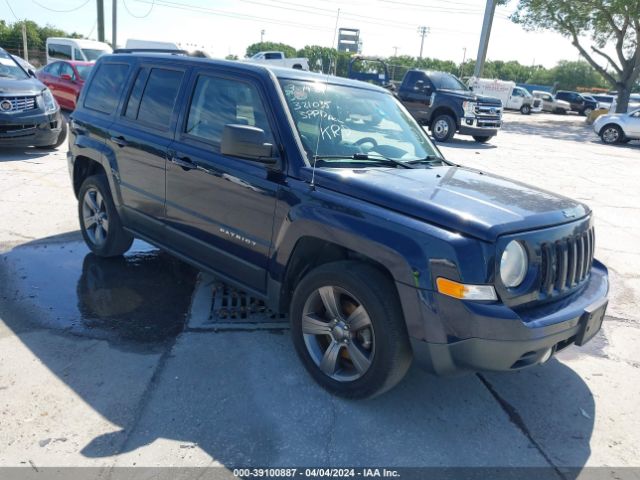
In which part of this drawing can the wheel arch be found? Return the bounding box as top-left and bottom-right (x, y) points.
(73, 156), (107, 198)
(598, 122), (623, 137)
(428, 106), (458, 128)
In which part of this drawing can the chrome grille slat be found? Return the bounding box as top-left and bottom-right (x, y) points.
(0, 96), (37, 113)
(540, 227), (594, 298)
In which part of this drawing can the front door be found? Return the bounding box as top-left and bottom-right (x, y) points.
(165, 70), (282, 293)
(508, 88), (524, 110)
(108, 64), (188, 238)
(397, 72), (433, 122)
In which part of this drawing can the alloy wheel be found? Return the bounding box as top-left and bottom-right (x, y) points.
(301, 285), (375, 382)
(602, 127), (620, 143)
(81, 187), (109, 247)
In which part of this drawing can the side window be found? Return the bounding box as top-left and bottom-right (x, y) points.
(48, 43), (72, 60)
(59, 62), (75, 79)
(74, 48), (83, 60)
(631, 111), (640, 118)
(512, 88), (522, 97)
(404, 72), (420, 90)
(84, 62), (130, 115)
(129, 68), (184, 130)
(185, 75), (274, 147)
(46, 62), (61, 76)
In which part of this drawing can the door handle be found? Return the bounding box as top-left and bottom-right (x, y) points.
(110, 136), (129, 147)
(171, 156), (197, 171)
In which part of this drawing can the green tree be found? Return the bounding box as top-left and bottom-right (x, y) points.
(508, 0), (640, 112)
(245, 42), (296, 58)
(296, 45), (337, 73)
(225, 54), (239, 60)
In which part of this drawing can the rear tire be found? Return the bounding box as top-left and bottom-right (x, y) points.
(472, 135), (493, 143)
(431, 114), (455, 142)
(520, 104), (531, 115)
(290, 261), (412, 399)
(78, 174), (133, 257)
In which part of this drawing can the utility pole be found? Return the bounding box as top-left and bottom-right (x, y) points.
(21, 22), (28, 62)
(112, 0), (117, 48)
(460, 47), (466, 77)
(261, 29), (265, 43)
(417, 26), (429, 59)
(474, 0), (496, 78)
(97, 0), (105, 42)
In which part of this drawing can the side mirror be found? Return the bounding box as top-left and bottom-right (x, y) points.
(60, 73), (73, 81)
(414, 80), (425, 92)
(221, 124), (277, 164)
(28, 69), (36, 78)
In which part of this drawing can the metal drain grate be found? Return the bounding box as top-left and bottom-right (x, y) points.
(187, 274), (288, 330)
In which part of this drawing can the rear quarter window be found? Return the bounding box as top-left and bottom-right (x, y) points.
(48, 43), (72, 60)
(83, 62), (130, 115)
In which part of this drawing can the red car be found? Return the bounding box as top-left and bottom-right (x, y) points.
(36, 61), (93, 111)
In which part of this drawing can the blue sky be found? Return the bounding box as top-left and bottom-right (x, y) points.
(1, 0), (590, 67)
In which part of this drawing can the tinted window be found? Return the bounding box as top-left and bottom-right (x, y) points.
(403, 71), (423, 90)
(48, 43), (72, 60)
(84, 62), (130, 114)
(185, 75), (274, 146)
(75, 64), (93, 80)
(45, 62), (61, 76)
(428, 72), (467, 91)
(74, 48), (83, 60)
(59, 62), (74, 79)
(125, 68), (149, 120)
(135, 68), (183, 129)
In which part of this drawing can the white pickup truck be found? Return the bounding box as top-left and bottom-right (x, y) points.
(468, 78), (542, 115)
(245, 51), (309, 70)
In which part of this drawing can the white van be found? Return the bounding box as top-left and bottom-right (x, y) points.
(46, 38), (112, 64)
(125, 39), (181, 51)
(468, 77), (542, 114)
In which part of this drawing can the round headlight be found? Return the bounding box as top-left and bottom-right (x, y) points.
(500, 241), (528, 288)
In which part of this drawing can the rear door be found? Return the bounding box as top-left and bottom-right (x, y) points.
(165, 68), (282, 293)
(108, 63), (188, 239)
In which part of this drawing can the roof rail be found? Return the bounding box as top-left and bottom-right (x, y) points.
(113, 48), (190, 55)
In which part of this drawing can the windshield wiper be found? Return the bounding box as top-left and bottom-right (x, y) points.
(312, 153), (415, 169)
(405, 155), (444, 165)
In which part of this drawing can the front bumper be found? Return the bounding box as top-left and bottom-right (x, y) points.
(400, 261), (609, 375)
(458, 115), (501, 137)
(0, 109), (63, 148)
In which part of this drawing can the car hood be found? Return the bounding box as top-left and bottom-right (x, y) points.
(438, 89), (502, 105)
(0, 77), (45, 96)
(308, 166), (589, 242)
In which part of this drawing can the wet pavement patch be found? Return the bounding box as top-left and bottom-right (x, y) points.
(0, 237), (197, 347)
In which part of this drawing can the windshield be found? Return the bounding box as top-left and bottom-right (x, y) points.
(0, 51), (28, 80)
(279, 79), (441, 165)
(81, 48), (110, 61)
(75, 64), (93, 80)
(428, 72), (467, 91)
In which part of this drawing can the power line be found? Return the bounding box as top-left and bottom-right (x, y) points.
(31, 0), (91, 13)
(123, 0), (155, 18)
(4, 0), (20, 21)
(138, 0), (334, 33)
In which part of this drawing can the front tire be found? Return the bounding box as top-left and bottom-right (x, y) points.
(473, 135), (493, 143)
(599, 124), (623, 144)
(582, 107), (593, 117)
(290, 261), (412, 399)
(520, 104), (531, 115)
(431, 114), (455, 142)
(78, 175), (133, 257)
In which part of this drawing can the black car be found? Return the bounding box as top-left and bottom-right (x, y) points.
(0, 47), (66, 148)
(68, 52), (608, 398)
(554, 90), (598, 116)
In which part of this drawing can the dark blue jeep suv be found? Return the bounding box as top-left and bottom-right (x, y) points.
(67, 52), (609, 398)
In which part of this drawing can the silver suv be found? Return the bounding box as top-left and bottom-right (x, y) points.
(593, 109), (640, 144)
(532, 91), (571, 114)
